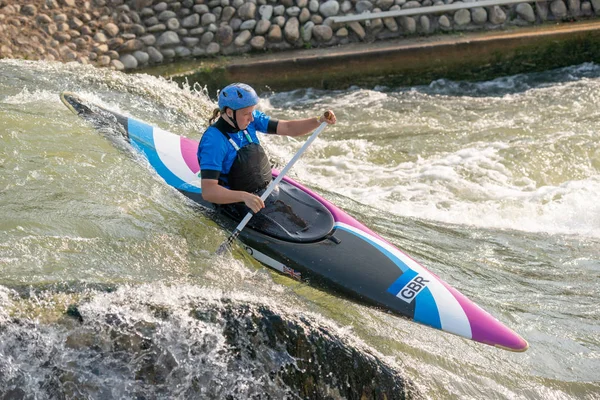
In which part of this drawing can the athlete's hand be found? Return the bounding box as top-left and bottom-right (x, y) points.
(319, 110), (336, 125)
(242, 192), (265, 214)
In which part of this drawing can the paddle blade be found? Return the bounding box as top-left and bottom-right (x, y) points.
(216, 229), (241, 255)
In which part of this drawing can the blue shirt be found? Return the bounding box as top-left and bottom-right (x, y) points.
(197, 110), (275, 183)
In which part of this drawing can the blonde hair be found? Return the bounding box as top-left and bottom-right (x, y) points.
(208, 107), (221, 125)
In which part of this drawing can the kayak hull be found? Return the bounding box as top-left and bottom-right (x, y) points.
(60, 91), (528, 352)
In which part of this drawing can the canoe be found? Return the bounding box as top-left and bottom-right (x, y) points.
(60, 91), (528, 352)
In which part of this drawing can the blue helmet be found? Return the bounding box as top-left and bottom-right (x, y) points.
(218, 83), (259, 110)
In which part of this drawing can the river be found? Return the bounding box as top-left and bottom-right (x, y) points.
(0, 59), (598, 399)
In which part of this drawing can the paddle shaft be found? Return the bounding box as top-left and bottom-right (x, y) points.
(216, 118), (329, 254)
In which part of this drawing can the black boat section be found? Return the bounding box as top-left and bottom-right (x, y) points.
(60, 91), (528, 352)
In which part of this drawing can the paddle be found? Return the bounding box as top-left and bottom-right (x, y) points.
(216, 113), (331, 255)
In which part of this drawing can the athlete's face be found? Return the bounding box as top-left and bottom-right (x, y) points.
(229, 105), (255, 130)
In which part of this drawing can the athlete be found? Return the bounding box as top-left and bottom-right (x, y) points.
(197, 83), (336, 214)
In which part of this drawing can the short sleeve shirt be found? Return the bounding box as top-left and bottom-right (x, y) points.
(197, 110), (276, 184)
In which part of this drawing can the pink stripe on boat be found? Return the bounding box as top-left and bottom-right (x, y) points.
(181, 137), (200, 173)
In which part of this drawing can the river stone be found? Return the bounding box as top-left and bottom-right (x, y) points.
(516, 3), (535, 21)
(259, 5), (273, 19)
(267, 24), (282, 41)
(454, 8), (471, 24)
(144, 16), (159, 26)
(70, 17), (83, 29)
(419, 15), (430, 32)
(471, 7), (487, 24)
(120, 53), (138, 68)
(230, 18), (242, 31)
(21, 4), (37, 15)
(156, 31), (180, 46)
(234, 29), (252, 46)
(120, 39), (143, 52)
(439, 14), (451, 28)
(174, 46), (191, 57)
(348, 21), (365, 39)
(201, 13), (216, 25)
(286, 6), (301, 17)
(591, 0), (600, 13)
(158, 10), (177, 21)
(582, 1), (593, 15)
(284, 17), (300, 42)
(400, 16), (416, 33)
(550, 0), (568, 16)
(255, 19), (271, 34)
(133, 50), (150, 64)
(37, 14), (53, 24)
(312, 24), (333, 41)
(383, 16), (398, 31)
(206, 42), (220, 54)
(568, 0), (581, 15)
(221, 6), (235, 21)
(301, 21), (314, 40)
(161, 48), (175, 58)
(216, 24), (234, 45)
(97, 55), (111, 66)
(182, 13), (200, 27)
(403, 1), (421, 8)
(356, 0), (373, 13)
(193, 4), (209, 14)
(273, 15), (286, 27)
(147, 45), (163, 62)
(167, 17), (180, 30)
(140, 7), (154, 17)
(154, 2), (168, 12)
(238, 2), (256, 19)
(201, 31), (214, 44)
(147, 23), (166, 32)
(239, 19), (256, 30)
(319, 0), (340, 18)
(183, 37), (200, 47)
(273, 5), (285, 16)
(111, 59), (125, 70)
(104, 22), (119, 36)
(94, 32), (108, 42)
(488, 5), (507, 24)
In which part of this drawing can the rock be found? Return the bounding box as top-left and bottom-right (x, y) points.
(94, 32), (108, 42)
(238, 2), (257, 19)
(36, 14), (53, 24)
(147, 23), (166, 32)
(174, 46), (191, 57)
(182, 13), (200, 27)
(120, 53), (138, 68)
(267, 24), (282, 41)
(206, 42), (220, 54)
(240, 19), (257, 30)
(201, 31), (214, 45)
(21, 4), (37, 15)
(312, 24), (333, 41)
(454, 8), (471, 25)
(216, 24), (233, 45)
(581, 1), (593, 15)
(167, 17), (180, 30)
(255, 19), (271, 35)
(156, 31), (180, 46)
(516, 3), (536, 21)
(120, 39), (144, 52)
(302, 21), (314, 41)
(550, 0), (568, 16)
(221, 6), (235, 21)
(379, 16), (395, 32)
(104, 22), (119, 36)
(201, 13), (216, 25)
(591, 0), (600, 14)
(356, 0), (373, 13)
(147, 46), (163, 62)
(284, 17), (300, 42)
(488, 5), (507, 24)
(567, 0), (581, 16)
(419, 15), (430, 33)
(132, 50), (150, 64)
(259, 4), (273, 19)
(97, 54), (111, 66)
(158, 10), (177, 21)
(536, 0), (549, 19)
(348, 21), (365, 40)
(273, 4), (285, 16)
(400, 16), (416, 33)
(234, 29), (252, 46)
(471, 7), (487, 24)
(111, 59), (125, 70)
(439, 14), (451, 28)
(320, 0), (340, 16)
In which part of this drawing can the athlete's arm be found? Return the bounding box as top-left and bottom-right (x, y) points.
(276, 110), (336, 137)
(201, 179), (265, 213)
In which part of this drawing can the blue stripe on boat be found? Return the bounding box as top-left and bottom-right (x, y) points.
(127, 118), (200, 193)
(414, 288), (441, 329)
